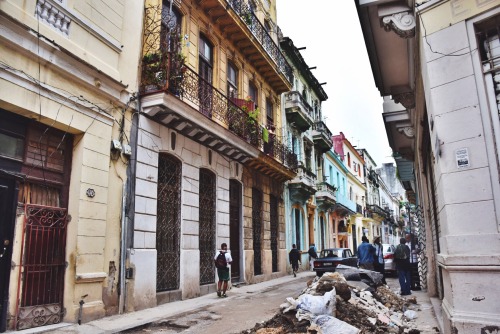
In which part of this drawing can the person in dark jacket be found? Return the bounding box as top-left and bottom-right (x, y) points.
(288, 244), (301, 277)
(395, 237), (411, 295)
(357, 236), (376, 270)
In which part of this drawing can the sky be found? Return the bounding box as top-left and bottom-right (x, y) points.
(276, 0), (395, 167)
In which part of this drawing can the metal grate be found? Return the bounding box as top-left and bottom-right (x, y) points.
(17, 205), (67, 330)
(270, 195), (278, 272)
(229, 180), (242, 281)
(252, 188), (263, 276)
(410, 205), (428, 290)
(199, 169), (216, 285)
(156, 154), (181, 292)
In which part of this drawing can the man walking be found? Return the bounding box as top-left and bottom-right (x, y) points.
(214, 243), (232, 298)
(289, 244), (301, 277)
(394, 237), (411, 295)
(308, 244), (318, 271)
(357, 236), (375, 270)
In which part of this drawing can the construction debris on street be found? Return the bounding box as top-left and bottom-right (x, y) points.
(241, 266), (427, 334)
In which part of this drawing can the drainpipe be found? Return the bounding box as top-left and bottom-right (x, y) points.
(118, 179), (128, 314)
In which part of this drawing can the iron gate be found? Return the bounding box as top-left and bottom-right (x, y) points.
(156, 154), (181, 292)
(199, 169), (216, 285)
(270, 195), (278, 273)
(17, 204), (67, 330)
(252, 188), (262, 276)
(408, 205), (428, 290)
(229, 180), (242, 281)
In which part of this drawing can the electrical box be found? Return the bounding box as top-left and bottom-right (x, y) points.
(111, 139), (122, 151)
(122, 144), (132, 156)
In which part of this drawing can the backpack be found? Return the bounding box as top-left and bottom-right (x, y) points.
(308, 247), (317, 259)
(215, 251), (227, 269)
(394, 244), (408, 260)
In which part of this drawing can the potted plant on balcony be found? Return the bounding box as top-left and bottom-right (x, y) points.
(142, 52), (166, 90)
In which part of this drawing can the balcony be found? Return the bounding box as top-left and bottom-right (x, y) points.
(139, 27), (297, 181)
(366, 204), (389, 220)
(284, 91), (314, 132)
(288, 166), (317, 204)
(315, 182), (337, 210)
(312, 121), (333, 153)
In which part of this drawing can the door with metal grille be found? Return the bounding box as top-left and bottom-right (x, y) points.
(229, 180), (241, 281)
(252, 188), (262, 276)
(156, 154), (181, 292)
(199, 169), (216, 285)
(270, 195), (278, 273)
(17, 205), (68, 330)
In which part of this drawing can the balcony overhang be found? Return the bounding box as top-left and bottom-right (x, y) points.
(288, 183), (316, 205)
(333, 203), (356, 217)
(312, 131), (333, 153)
(196, 0), (292, 94)
(284, 92), (314, 132)
(247, 154), (297, 182)
(141, 92), (259, 164)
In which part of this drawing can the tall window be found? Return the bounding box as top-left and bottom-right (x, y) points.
(249, 81), (258, 107)
(199, 169), (216, 285)
(347, 153), (351, 167)
(349, 186), (353, 201)
(199, 35), (213, 116)
(227, 62), (238, 98)
(266, 97), (273, 127)
(161, 1), (182, 50)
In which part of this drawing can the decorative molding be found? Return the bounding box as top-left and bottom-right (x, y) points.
(75, 272), (108, 283)
(393, 91), (415, 109)
(17, 304), (63, 330)
(382, 12), (416, 39)
(398, 126), (415, 138)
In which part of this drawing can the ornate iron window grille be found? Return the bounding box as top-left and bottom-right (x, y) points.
(252, 188), (263, 275)
(199, 169), (216, 285)
(156, 153), (182, 292)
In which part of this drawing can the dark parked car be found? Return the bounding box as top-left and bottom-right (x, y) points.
(313, 248), (358, 277)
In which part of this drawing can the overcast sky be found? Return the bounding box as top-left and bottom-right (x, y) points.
(276, 0), (395, 167)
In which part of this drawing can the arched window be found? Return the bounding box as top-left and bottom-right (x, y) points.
(293, 207), (304, 250)
(199, 169), (216, 285)
(161, 1), (182, 50)
(156, 153), (182, 291)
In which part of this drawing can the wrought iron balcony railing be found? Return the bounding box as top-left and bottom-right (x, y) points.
(139, 50), (297, 170)
(226, 0), (293, 84)
(316, 182), (337, 196)
(313, 121), (333, 139)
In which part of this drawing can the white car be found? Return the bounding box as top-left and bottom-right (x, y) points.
(382, 244), (397, 275)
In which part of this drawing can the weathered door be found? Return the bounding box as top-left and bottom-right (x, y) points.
(0, 177), (17, 333)
(17, 204), (68, 330)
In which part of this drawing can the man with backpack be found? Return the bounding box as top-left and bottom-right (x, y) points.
(394, 237), (411, 295)
(289, 244), (301, 277)
(214, 243), (232, 298)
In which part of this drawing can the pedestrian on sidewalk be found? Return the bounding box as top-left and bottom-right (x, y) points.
(214, 243), (232, 298)
(357, 236), (376, 270)
(289, 244), (301, 277)
(373, 237), (387, 284)
(394, 237), (411, 295)
(406, 233), (421, 291)
(308, 244), (318, 271)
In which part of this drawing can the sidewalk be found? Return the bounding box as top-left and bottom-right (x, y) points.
(15, 271), (316, 334)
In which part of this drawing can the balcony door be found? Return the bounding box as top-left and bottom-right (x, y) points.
(198, 35), (213, 117)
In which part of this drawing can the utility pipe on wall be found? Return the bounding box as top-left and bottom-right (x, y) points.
(118, 179), (128, 314)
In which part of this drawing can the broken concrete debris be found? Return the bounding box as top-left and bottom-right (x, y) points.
(242, 269), (426, 334)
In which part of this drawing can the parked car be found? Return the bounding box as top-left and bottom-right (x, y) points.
(382, 244), (396, 275)
(313, 248), (358, 277)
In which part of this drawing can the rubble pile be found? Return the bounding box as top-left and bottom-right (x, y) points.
(241, 268), (425, 334)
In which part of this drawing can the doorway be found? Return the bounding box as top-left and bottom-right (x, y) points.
(229, 180), (242, 281)
(0, 177), (17, 333)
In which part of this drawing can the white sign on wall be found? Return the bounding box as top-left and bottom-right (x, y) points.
(455, 147), (470, 169)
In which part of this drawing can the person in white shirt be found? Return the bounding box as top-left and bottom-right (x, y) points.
(214, 243), (233, 297)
